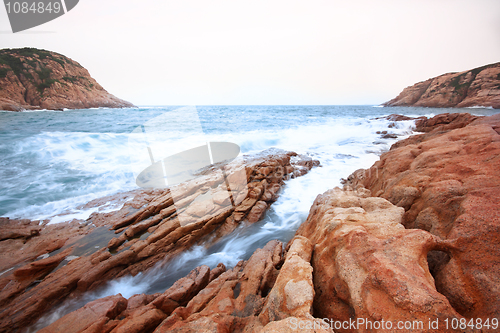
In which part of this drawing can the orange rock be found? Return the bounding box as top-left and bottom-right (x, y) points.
(13, 247), (72, 279)
(157, 240), (284, 332)
(36, 240), (291, 333)
(415, 112), (478, 133)
(38, 294), (127, 333)
(0, 149), (318, 333)
(152, 265), (211, 313)
(296, 188), (466, 331)
(247, 201), (268, 223)
(259, 236), (315, 324)
(347, 113), (500, 320)
(111, 305), (166, 333)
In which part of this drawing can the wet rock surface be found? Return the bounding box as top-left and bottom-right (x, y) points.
(42, 237), (328, 333)
(0, 149), (318, 332)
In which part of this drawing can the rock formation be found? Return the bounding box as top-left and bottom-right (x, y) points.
(40, 237), (333, 333)
(346, 113), (500, 321)
(383, 62), (500, 109)
(0, 149), (318, 332)
(0, 48), (134, 111)
(295, 188), (466, 332)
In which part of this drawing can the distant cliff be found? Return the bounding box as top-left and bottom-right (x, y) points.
(383, 62), (500, 109)
(0, 48), (134, 111)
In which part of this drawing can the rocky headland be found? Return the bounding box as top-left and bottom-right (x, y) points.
(0, 48), (134, 111)
(383, 62), (500, 109)
(1, 112), (499, 332)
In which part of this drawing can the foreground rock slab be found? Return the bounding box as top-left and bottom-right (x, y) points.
(0, 149), (318, 332)
(296, 188), (466, 332)
(42, 236), (333, 333)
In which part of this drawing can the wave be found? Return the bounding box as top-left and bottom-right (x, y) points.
(466, 105), (494, 109)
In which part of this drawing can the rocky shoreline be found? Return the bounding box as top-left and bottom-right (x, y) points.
(0, 149), (319, 332)
(346, 112), (500, 321)
(1, 113), (499, 332)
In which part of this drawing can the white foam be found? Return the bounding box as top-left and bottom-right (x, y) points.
(0, 267), (14, 277)
(3, 131), (138, 223)
(466, 105), (494, 109)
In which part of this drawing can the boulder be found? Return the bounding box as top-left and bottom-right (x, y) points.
(38, 294), (128, 333)
(296, 188), (464, 330)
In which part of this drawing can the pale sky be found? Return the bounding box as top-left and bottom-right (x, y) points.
(1, 0), (499, 105)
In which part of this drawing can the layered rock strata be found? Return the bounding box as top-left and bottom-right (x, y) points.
(0, 48), (134, 111)
(42, 237), (334, 333)
(383, 62), (500, 109)
(0, 149), (318, 332)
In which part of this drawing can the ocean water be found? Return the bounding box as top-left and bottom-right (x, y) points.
(1, 105), (498, 224)
(2, 105), (499, 330)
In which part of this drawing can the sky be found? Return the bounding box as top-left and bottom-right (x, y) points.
(1, 0), (499, 106)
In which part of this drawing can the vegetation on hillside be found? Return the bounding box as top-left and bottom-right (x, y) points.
(0, 47), (84, 94)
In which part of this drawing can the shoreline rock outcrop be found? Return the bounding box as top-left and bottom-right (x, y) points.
(0, 149), (318, 332)
(295, 188), (467, 332)
(39, 237), (332, 333)
(383, 62), (500, 109)
(345, 113), (500, 322)
(0, 48), (134, 111)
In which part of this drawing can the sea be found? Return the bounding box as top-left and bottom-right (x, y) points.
(1, 105), (498, 329)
